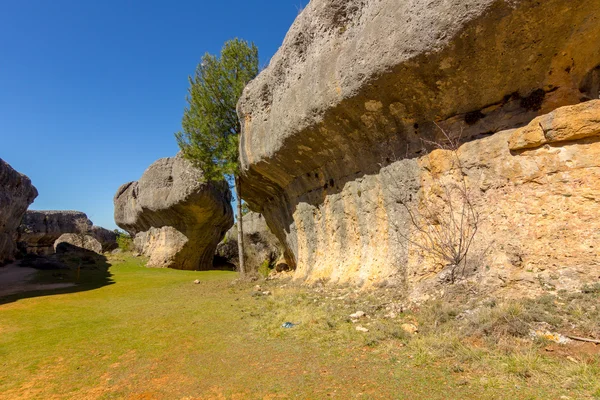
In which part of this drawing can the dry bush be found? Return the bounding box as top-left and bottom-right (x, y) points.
(386, 126), (481, 283)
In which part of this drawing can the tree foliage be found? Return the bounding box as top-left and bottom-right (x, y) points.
(175, 38), (259, 181)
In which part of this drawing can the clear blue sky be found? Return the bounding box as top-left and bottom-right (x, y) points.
(0, 0), (301, 230)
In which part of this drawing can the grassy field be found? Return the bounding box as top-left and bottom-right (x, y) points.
(0, 255), (598, 399)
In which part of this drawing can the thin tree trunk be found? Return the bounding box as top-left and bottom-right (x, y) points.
(234, 175), (246, 276)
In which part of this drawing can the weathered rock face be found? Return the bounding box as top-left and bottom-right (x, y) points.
(114, 154), (233, 270)
(408, 100), (600, 299)
(215, 212), (284, 272)
(238, 0), (600, 296)
(0, 159), (38, 263)
(91, 226), (118, 252)
(18, 211), (93, 255)
(54, 233), (103, 255)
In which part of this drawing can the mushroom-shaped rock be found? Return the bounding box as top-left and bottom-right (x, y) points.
(114, 154), (233, 270)
(0, 158), (38, 264)
(18, 210), (92, 256)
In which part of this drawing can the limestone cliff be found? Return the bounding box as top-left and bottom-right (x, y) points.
(114, 154), (233, 270)
(237, 0), (600, 296)
(0, 159), (38, 263)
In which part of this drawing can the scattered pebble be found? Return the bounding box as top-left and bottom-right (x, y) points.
(350, 311), (366, 319)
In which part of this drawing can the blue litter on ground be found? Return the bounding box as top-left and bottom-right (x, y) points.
(281, 322), (297, 328)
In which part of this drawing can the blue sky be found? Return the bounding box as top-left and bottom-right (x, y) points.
(0, 0), (301, 230)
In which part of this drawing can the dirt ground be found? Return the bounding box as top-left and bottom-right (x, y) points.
(0, 262), (75, 297)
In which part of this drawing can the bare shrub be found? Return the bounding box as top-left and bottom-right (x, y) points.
(386, 126), (481, 283)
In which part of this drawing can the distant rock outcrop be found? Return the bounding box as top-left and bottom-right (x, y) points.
(114, 154), (233, 270)
(18, 211), (94, 255)
(215, 212), (285, 272)
(54, 233), (103, 255)
(237, 0), (600, 296)
(0, 159), (38, 264)
(91, 226), (118, 252)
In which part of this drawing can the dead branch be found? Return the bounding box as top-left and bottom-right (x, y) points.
(565, 335), (600, 344)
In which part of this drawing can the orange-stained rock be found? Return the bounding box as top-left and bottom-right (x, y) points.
(509, 100), (600, 150)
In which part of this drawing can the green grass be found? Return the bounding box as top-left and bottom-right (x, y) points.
(1, 256), (598, 399)
(249, 281), (600, 399)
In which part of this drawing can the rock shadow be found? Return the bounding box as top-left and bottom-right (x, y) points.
(212, 255), (237, 271)
(0, 246), (114, 306)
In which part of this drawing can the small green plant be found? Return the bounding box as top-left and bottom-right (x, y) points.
(258, 259), (271, 278)
(582, 283), (600, 294)
(115, 229), (133, 252)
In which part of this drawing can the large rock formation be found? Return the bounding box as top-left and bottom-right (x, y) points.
(237, 0), (600, 296)
(215, 212), (284, 272)
(114, 154), (233, 270)
(18, 210), (94, 255)
(0, 159), (38, 264)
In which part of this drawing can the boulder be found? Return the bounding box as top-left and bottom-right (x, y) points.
(90, 226), (118, 252)
(54, 233), (103, 254)
(18, 210), (93, 255)
(114, 154), (233, 270)
(237, 0), (600, 295)
(0, 159), (38, 264)
(215, 212), (284, 272)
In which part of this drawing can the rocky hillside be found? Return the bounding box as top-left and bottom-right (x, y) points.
(114, 154), (233, 270)
(0, 159), (38, 264)
(237, 0), (600, 296)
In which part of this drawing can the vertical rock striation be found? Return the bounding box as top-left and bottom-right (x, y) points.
(114, 154), (233, 270)
(0, 159), (38, 263)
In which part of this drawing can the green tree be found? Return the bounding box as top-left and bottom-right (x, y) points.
(175, 38), (259, 276)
